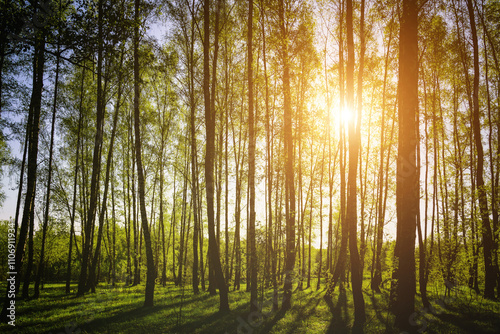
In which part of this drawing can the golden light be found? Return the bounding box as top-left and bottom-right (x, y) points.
(339, 105), (352, 125)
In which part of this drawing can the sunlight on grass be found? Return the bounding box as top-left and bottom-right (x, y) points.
(1, 280), (499, 333)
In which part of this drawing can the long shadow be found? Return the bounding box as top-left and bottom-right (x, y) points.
(285, 291), (324, 334)
(326, 287), (350, 334)
(367, 290), (393, 331)
(30, 290), (214, 334)
(171, 301), (249, 334)
(432, 306), (500, 334)
(45, 304), (160, 334)
(17, 299), (90, 316)
(256, 308), (287, 334)
(18, 287), (211, 321)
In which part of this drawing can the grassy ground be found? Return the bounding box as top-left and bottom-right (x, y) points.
(0, 279), (499, 333)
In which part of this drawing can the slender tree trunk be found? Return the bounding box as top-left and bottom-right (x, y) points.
(466, 0), (495, 299)
(482, 20), (500, 299)
(34, 40), (62, 299)
(171, 167), (177, 283)
(66, 66), (85, 294)
(13, 114), (29, 237)
(318, 139), (325, 291)
(307, 140), (314, 289)
(190, 13), (200, 292)
(204, 0), (229, 312)
(279, 0), (296, 312)
(247, 0), (258, 313)
(393, 0), (418, 330)
(1, 8), (45, 320)
(330, 0), (347, 295)
(416, 99), (429, 308)
(357, 0), (367, 275)
(134, 0), (155, 306)
(345, 0), (365, 327)
(111, 164), (116, 287)
(124, 123), (132, 285)
(159, 98), (167, 287)
(177, 159), (188, 286)
(86, 51), (123, 293)
(77, 0), (104, 297)
(223, 13), (230, 285)
(21, 191), (35, 299)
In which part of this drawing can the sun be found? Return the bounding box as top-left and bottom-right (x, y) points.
(340, 105), (352, 125)
(313, 91), (353, 130)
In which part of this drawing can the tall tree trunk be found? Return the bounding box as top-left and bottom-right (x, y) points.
(482, 19), (500, 299)
(111, 164), (116, 287)
(232, 113), (242, 291)
(247, 0), (257, 313)
(204, 0), (229, 312)
(34, 40), (62, 299)
(87, 50), (123, 293)
(124, 121), (132, 285)
(197, 155), (206, 291)
(466, 0), (495, 299)
(13, 113), (29, 237)
(356, 0), (367, 274)
(279, 0), (296, 311)
(21, 190), (35, 299)
(77, 0), (104, 297)
(330, 0), (347, 295)
(372, 12), (394, 292)
(416, 74), (429, 308)
(345, 0), (365, 327)
(307, 139), (314, 289)
(1, 6), (45, 320)
(134, 0), (156, 307)
(318, 138), (325, 291)
(261, 0), (277, 306)
(224, 8), (230, 284)
(190, 12), (200, 292)
(171, 167), (177, 283)
(66, 66), (85, 294)
(130, 111), (140, 286)
(393, 0), (418, 330)
(159, 94), (167, 287)
(416, 73), (429, 308)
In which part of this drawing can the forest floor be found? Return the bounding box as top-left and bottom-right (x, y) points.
(1, 278), (500, 333)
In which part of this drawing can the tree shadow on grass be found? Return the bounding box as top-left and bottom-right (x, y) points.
(37, 290), (214, 334)
(284, 290), (324, 334)
(171, 301), (250, 334)
(430, 305), (500, 334)
(366, 289), (395, 333)
(256, 308), (287, 334)
(43, 305), (159, 334)
(326, 287), (350, 334)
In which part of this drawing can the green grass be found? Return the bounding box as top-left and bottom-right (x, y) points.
(1, 280), (499, 333)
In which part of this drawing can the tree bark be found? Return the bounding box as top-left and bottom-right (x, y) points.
(279, 0), (296, 312)
(393, 0), (418, 330)
(34, 39), (62, 299)
(1, 6), (45, 320)
(247, 0), (258, 313)
(345, 0), (366, 327)
(77, 0), (104, 297)
(466, 0), (496, 300)
(134, 0), (156, 307)
(66, 66), (85, 294)
(86, 50), (123, 293)
(204, 0), (229, 312)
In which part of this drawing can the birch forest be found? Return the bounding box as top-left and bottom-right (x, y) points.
(1, 0), (500, 333)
